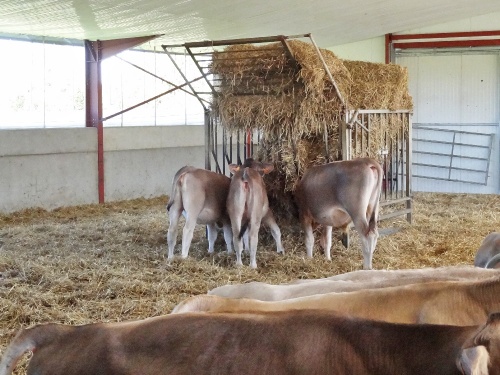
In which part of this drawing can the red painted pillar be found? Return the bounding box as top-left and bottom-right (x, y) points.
(85, 40), (104, 203)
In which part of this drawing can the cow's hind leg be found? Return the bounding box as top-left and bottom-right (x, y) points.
(301, 216), (315, 258)
(167, 206), (182, 259)
(206, 223), (218, 254)
(352, 217), (378, 270)
(232, 222), (244, 267)
(181, 215), (199, 259)
(222, 224), (233, 253)
(262, 211), (284, 254)
(248, 223), (261, 269)
(319, 226), (332, 261)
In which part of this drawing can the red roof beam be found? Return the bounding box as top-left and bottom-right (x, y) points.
(394, 38), (500, 49)
(391, 30), (500, 40)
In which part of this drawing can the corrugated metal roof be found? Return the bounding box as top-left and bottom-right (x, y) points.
(1, 0), (500, 47)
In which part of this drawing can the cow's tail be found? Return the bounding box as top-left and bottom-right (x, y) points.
(166, 167), (190, 212)
(239, 221), (249, 240)
(369, 163), (384, 232)
(0, 324), (67, 375)
(238, 169), (252, 240)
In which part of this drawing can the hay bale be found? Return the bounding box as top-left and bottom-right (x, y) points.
(342, 60), (413, 110)
(210, 39), (413, 213)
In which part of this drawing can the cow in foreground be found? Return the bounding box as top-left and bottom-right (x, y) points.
(1, 310), (499, 375)
(290, 265), (499, 284)
(294, 158), (383, 270)
(166, 166), (232, 259)
(208, 266), (500, 301)
(174, 275), (500, 326)
(227, 158), (284, 268)
(475, 232), (500, 269)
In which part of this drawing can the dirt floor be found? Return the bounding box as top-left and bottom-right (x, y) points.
(0, 192), (499, 373)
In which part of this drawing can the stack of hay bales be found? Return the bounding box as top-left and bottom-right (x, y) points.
(210, 40), (413, 213)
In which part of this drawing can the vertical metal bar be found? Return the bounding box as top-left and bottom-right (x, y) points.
(85, 40), (104, 204)
(449, 132), (457, 180)
(383, 131), (388, 201)
(324, 123), (329, 162)
(237, 131), (242, 165)
(222, 126), (227, 175)
(484, 133), (494, 185)
(204, 110), (211, 170)
(214, 117), (218, 169)
(362, 112), (366, 156)
(406, 112), (413, 224)
(229, 133), (233, 164)
(341, 112), (350, 160)
(400, 117), (405, 199)
(367, 113), (371, 157)
(243, 131), (247, 161)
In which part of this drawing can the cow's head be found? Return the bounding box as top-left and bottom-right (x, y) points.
(459, 312), (500, 375)
(229, 158), (274, 177)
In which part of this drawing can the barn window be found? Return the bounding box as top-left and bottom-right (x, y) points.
(0, 36), (85, 128)
(0, 36), (205, 128)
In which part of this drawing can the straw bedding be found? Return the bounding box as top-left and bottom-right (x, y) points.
(0, 192), (499, 373)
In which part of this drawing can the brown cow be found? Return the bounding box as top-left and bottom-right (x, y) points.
(208, 266), (500, 301)
(173, 275), (500, 326)
(167, 166), (232, 259)
(1, 310), (498, 375)
(291, 265), (499, 284)
(227, 159), (284, 268)
(294, 157), (383, 270)
(475, 232), (500, 269)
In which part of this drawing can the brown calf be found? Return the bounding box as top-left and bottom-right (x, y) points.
(1, 310), (498, 375)
(294, 157), (383, 269)
(227, 158), (284, 268)
(167, 166), (232, 259)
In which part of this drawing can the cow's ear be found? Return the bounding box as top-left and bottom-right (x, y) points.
(261, 163), (274, 175)
(465, 313), (500, 349)
(457, 346), (489, 375)
(229, 164), (241, 174)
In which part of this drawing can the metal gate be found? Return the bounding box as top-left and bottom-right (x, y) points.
(343, 109), (413, 223)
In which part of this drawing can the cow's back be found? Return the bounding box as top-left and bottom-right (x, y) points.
(182, 168), (231, 224)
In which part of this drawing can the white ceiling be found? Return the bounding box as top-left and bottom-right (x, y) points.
(2, 0), (500, 48)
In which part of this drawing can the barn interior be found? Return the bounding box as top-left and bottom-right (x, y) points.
(1, 0), (500, 373)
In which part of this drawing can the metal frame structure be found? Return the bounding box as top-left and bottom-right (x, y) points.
(163, 34), (413, 224)
(84, 35), (160, 203)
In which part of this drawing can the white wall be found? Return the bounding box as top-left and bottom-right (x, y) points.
(327, 12), (500, 63)
(400, 12), (500, 34)
(328, 36), (386, 63)
(104, 126), (205, 201)
(0, 126), (205, 213)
